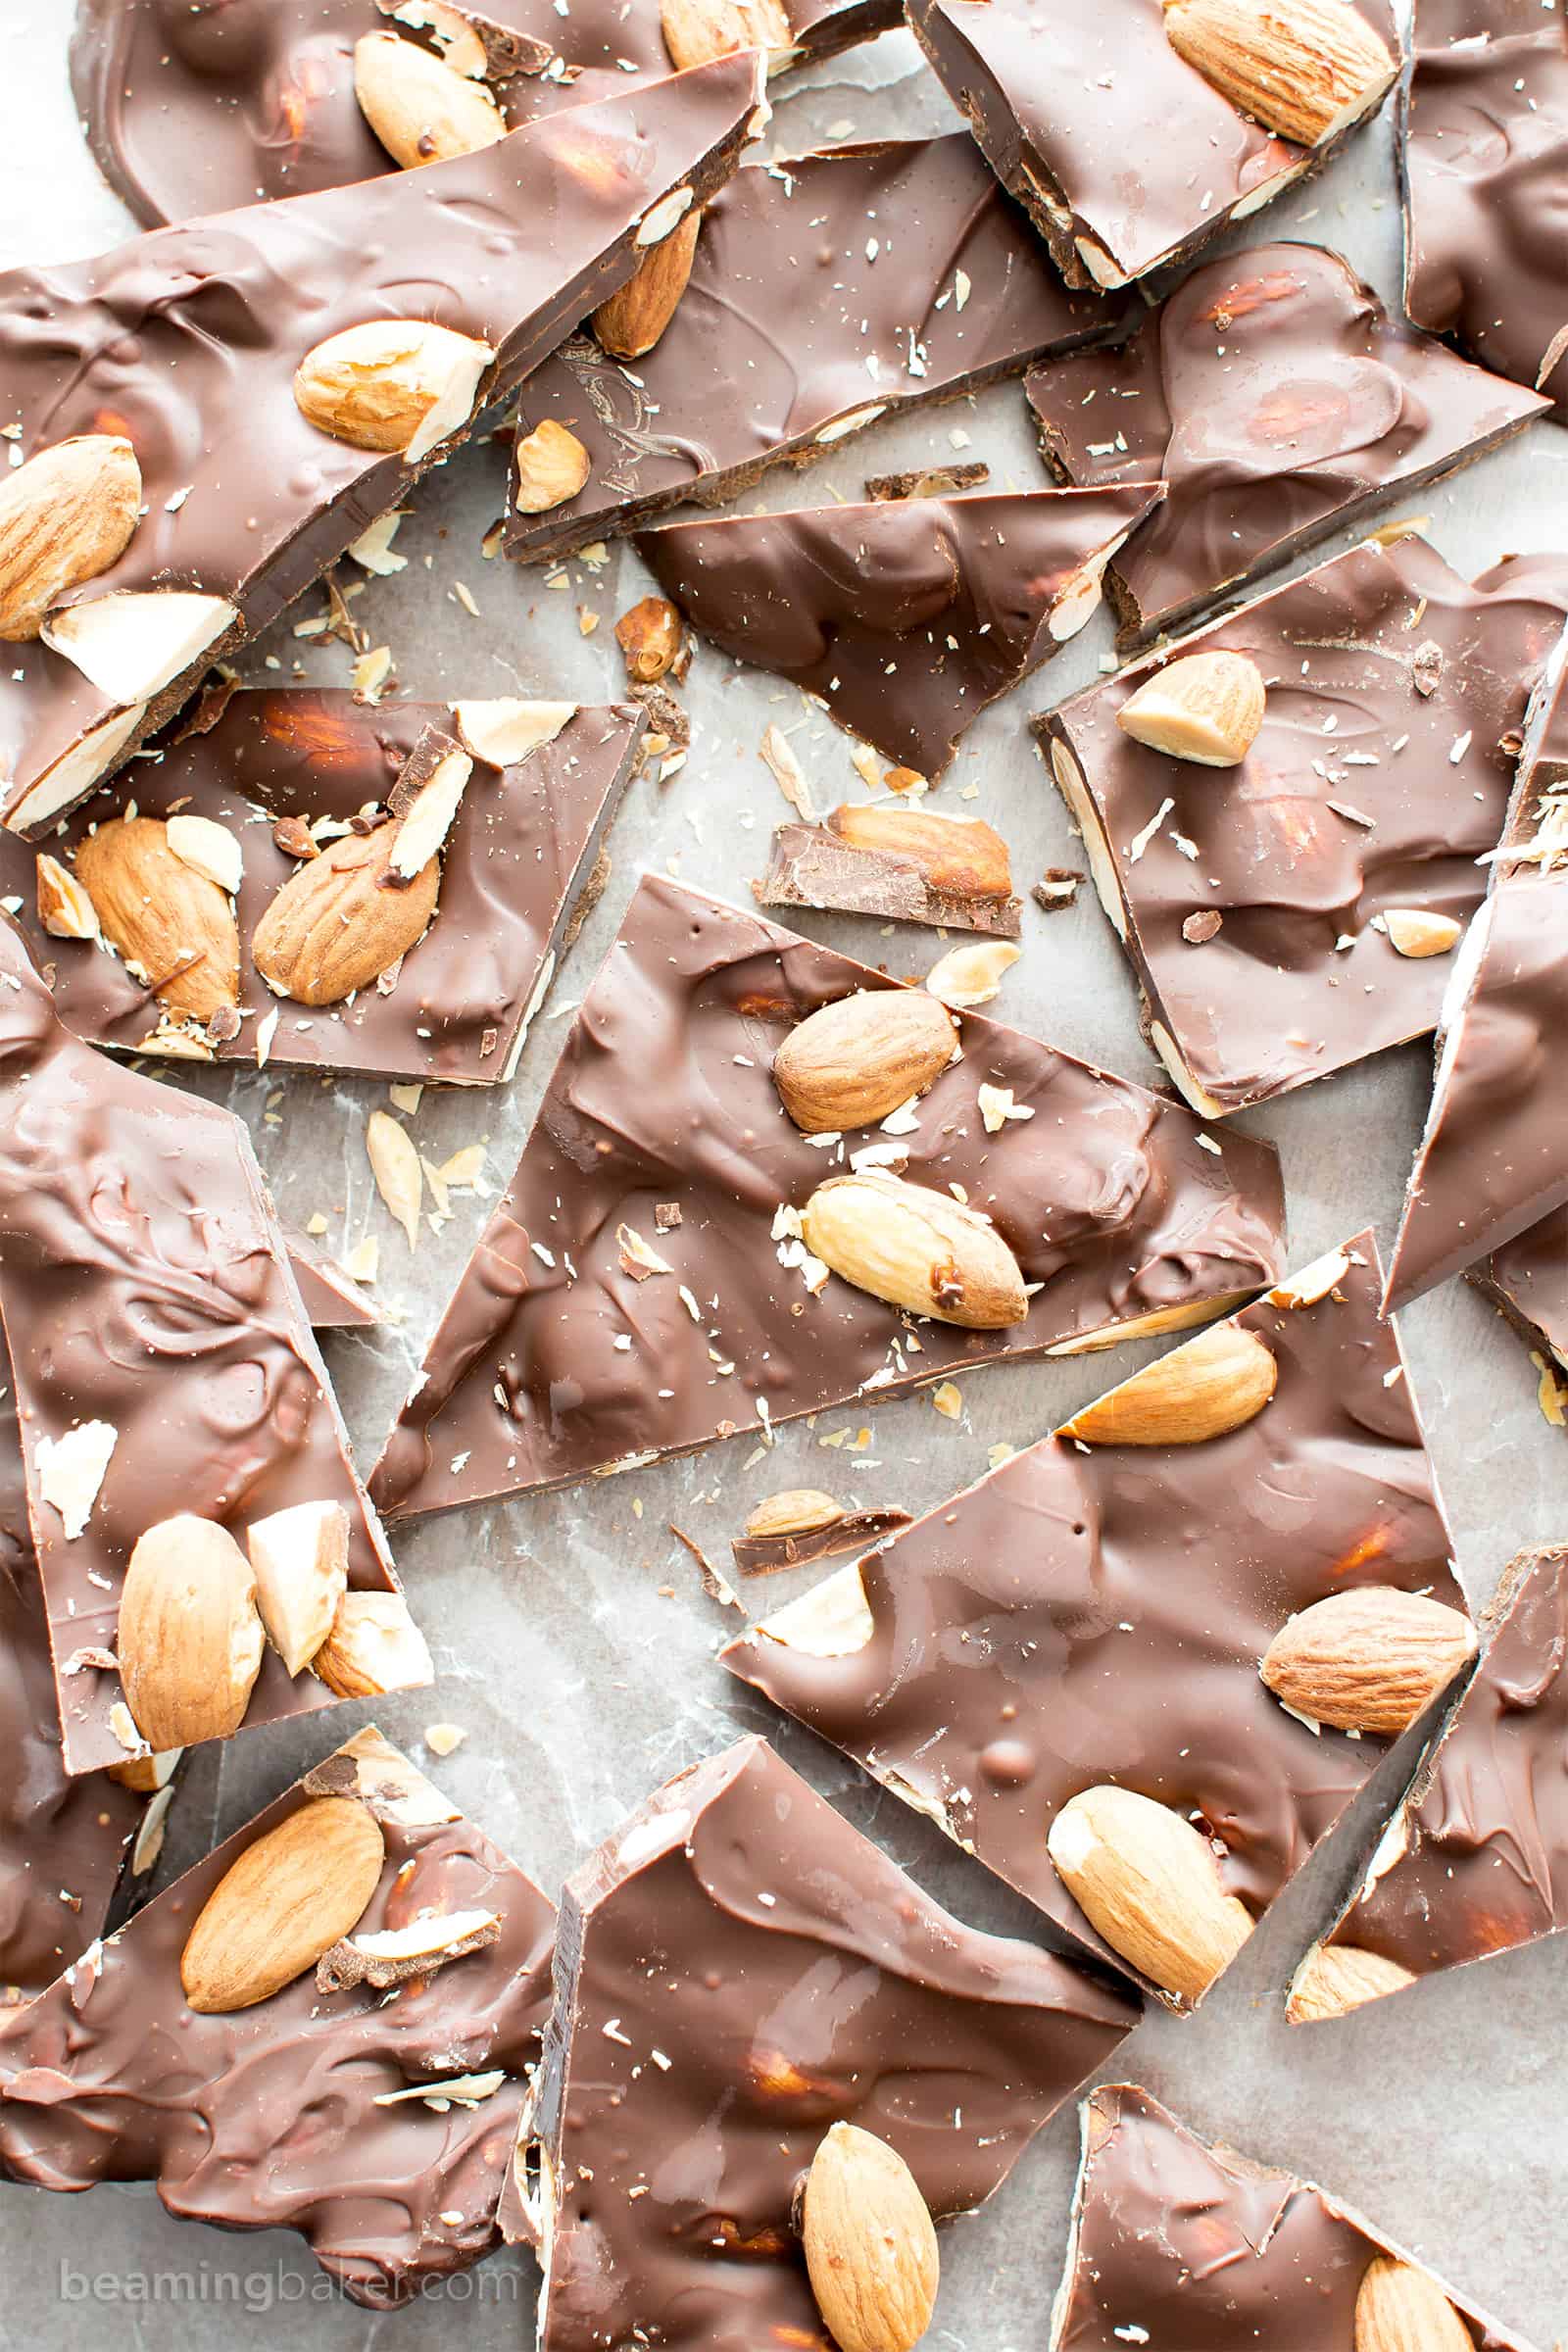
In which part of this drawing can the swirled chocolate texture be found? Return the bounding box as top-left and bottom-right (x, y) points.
(0, 1728), (557, 2308)
(0, 53), (761, 836)
(515, 1735), (1137, 2352)
(1054, 2084), (1525, 2349)
(507, 136), (1121, 566)
(71, 0), (892, 229)
(634, 485), (1164, 777)
(1404, 0), (1568, 409)
(723, 1239), (1468, 2001)
(368, 873), (1285, 1521)
(1037, 536), (1568, 1116)
(1025, 241), (1548, 648)
(0, 919), (414, 1776)
(1470, 1204), (1568, 1381)
(906, 0), (1396, 290)
(1, 691), (642, 1083)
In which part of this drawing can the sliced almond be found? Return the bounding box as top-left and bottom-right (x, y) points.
(1162, 0), (1396, 146)
(828, 804), (1012, 901)
(74, 815), (241, 1023)
(1061, 1322), (1277, 1446)
(1287, 1941), (1417, 2023)
(925, 940), (1020, 1009)
(388, 745), (471, 881)
(1047, 1784), (1253, 2001)
(745, 1489), (844, 1541)
(1354, 2256), (1474, 2352)
(353, 30), (507, 170)
(1116, 649), (1266, 766)
(247, 1500), (351, 1677)
(42, 589), (236, 705)
(0, 436), (142, 642)
(514, 418), (592, 514)
(453, 697), (576, 765)
(773, 990), (958, 1134)
(1260, 1587), (1476, 1737)
(179, 1795), (385, 2014)
(368, 1108), (423, 1248)
(36, 852), (100, 941)
(613, 596), (685, 683)
(801, 1171), (1028, 1330)
(35, 1420), (118, 1540)
(317, 1905), (501, 1991)
(313, 1590), (434, 1697)
(1384, 907), (1462, 958)
(4, 704), (151, 834)
(294, 319), (494, 465)
(801, 2122), (938, 2352)
(117, 1515), (267, 1751)
(594, 211), (702, 359)
(166, 812), (243, 896)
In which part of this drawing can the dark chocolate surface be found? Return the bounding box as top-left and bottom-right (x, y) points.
(634, 485), (1164, 777)
(1025, 241), (1548, 647)
(723, 1239), (1468, 1998)
(1471, 1203), (1568, 1376)
(507, 136), (1122, 564)
(1039, 537), (1568, 1114)
(368, 873), (1286, 1522)
(0, 1728), (557, 2308)
(522, 1736), (1138, 2352)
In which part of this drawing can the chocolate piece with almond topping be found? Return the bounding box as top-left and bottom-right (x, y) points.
(756, 805), (1025, 936)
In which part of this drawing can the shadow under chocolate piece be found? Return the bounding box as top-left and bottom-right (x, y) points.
(368, 873), (1285, 1522)
(0, 52), (761, 836)
(1037, 536), (1568, 1116)
(8, 691), (641, 1084)
(1025, 241), (1548, 649)
(0, 1727), (557, 2309)
(1470, 1203), (1568, 1396)
(1404, 0), (1568, 411)
(724, 1238), (1471, 2007)
(507, 136), (1127, 565)
(1054, 2084), (1531, 2349)
(635, 486), (1164, 777)
(906, 0), (1397, 291)
(508, 1735), (1138, 2352)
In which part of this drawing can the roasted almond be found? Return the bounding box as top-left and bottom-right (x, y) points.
(36, 852), (100, 942)
(179, 1795), (386, 2014)
(294, 318), (494, 465)
(118, 1516), (266, 1752)
(802, 1172), (1028, 1330)
(773, 990), (958, 1134)
(1354, 2255), (1474, 2352)
(74, 816), (240, 1023)
(1048, 1784), (1253, 2001)
(594, 211), (703, 359)
(353, 30), (507, 170)
(514, 418), (592, 514)
(252, 824), (439, 1004)
(1384, 907), (1462, 957)
(1061, 1322), (1278, 1446)
(1116, 649), (1266, 765)
(613, 596), (685, 683)
(661, 0), (792, 70)
(313, 1590), (434, 1697)
(0, 435), (142, 643)
(827, 804), (1012, 901)
(1260, 1587), (1477, 1736)
(1287, 1940), (1417, 2024)
(745, 1489), (845, 1541)
(247, 1500), (350, 1676)
(801, 2122), (938, 2352)
(1162, 0), (1396, 147)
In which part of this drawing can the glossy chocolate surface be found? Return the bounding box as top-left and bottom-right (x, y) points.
(507, 137), (1121, 564)
(1039, 537), (1568, 1114)
(0, 1728), (557, 2308)
(368, 873), (1285, 1521)
(521, 1736), (1137, 2352)
(1471, 1204), (1568, 1375)
(724, 1240), (1467, 1997)
(0, 919), (410, 1775)
(1026, 241), (1548, 646)
(635, 485), (1164, 777)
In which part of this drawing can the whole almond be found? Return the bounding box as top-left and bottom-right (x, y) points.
(1162, 0), (1396, 146)
(353, 30), (507, 170)
(1260, 1587), (1477, 1736)
(745, 1489), (844, 1540)
(593, 211), (702, 359)
(1061, 1322), (1278, 1446)
(0, 435), (142, 642)
(514, 418), (592, 514)
(314, 1591), (434, 1698)
(179, 1795), (386, 2014)
(1354, 2255), (1475, 2352)
(1288, 1940), (1417, 2024)
(1384, 907), (1462, 958)
(1116, 649), (1266, 765)
(774, 990), (958, 1134)
(294, 319), (494, 464)
(801, 2122), (938, 2352)
(802, 1172), (1028, 1330)
(118, 1516), (266, 1751)
(253, 825), (439, 1005)
(828, 804), (1013, 901)
(74, 816), (240, 1022)
(1047, 1784), (1253, 2001)
(661, 0), (792, 69)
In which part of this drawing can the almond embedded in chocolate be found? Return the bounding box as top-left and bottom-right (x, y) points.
(0, 436), (142, 643)
(827, 804), (1013, 899)
(801, 1171), (1029, 1330)
(772, 989), (958, 1133)
(74, 815), (241, 1023)
(179, 1795), (385, 2014)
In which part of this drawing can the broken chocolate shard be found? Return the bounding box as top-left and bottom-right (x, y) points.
(0, 1727), (556, 2308)
(1025, 241), (1549, 648)
(507, 136), (1128, 565)
(286, 1224), (380, 1330)
(1469, 1204), (1568, 1391)
(731, 1504), (911, 1576)
(508, 1736), (1137, 2348)
(368, 873), (1285, 1522)
(1037, 536), (1568, 1115)
(635, 487), (1165, 779)
(756, 805), (1023, 937)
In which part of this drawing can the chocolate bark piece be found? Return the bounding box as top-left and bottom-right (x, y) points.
(0, 919), (419, 1776)
(1054, 2083), (1530, 2348)
(286, 1223), (379, 1328)
(1037, 536), (1568, 1116)
(906, 0), (1397, 291)
(1025, 241), (1549, 648)
(0, 56), (762, 838)
(756, 805), (1024, 936)
(731, 1501), (911, 1575)
(1404, 0), (1568, 410)
(6, 690), (642, 1082)
(72, 0), (892, 229)
(368, 874), (1286, 1521)
(1470, 1204), (1568, 1386)
(507, 1735), (1138, 2350)
(634, 486), (1166, 777)
(506, 137), (1124, 566)
(0, 1726), (557, 2308)
(723, 1237), (1470, 2004)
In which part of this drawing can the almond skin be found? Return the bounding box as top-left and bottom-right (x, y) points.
(1162, 0), (1396, 147)
(117, 1516), (266, 1752)
(1260, 1587), (1477, 1737)
(353, 30), (507, 171)
(253, 824), (439, 1005)
(179, 1796), (386, 2014)
(827, 804), (1012, 900)
(1354, 2255), (1475, 2352)
(801, 2122), (938, 2352)
(773, 990), (958, 1134)
(74, 816), (240, 1023)
(1061, 1321), (1278, 1446)
(661, 0), (792, 70)
(1287, 1941), (1417, 2024)
(745, 1489), (844, 1540)
(1116, 649), (1266, 765)
(0, 435), (142, 642)
(802, 1172), (1028, 1330)
(1047, 1784), (1253, 2001)
(313, 1591), (434, 1697)
(593, 211), (702, 359)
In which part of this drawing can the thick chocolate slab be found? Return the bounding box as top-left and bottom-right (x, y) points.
(368, 874), (1285, 1521)
(1470, 1205), (1568, 1383)
(0, 1727), (557, 2308)
(513, 1736), (1138, 2352)
(1025, 242), (1548, 647)
(907, 0), (1397, 290)
(634, 485), (1164, 777)
(723, 1239), (1468, 2003)
(5, 691), (641, 1083)
(507, 137), (1123, 565)
(1037, 537), (1568, 1115)
(0, 54), (762, 835)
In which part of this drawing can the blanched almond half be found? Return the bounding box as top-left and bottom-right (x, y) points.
(247, 1500), (351, 1676)
(166, 812), (243, 896)
(0, 435), (142, 643)
(1353, 2256), (1474, 2352)
(353, 30), (507, 170)
(801, 2122), (938, 2352)
(773, 990), (958, 1134)
(42, 590), (236, 706)
(3, 704), (149, 835)
(1061, 1321), (1277, 1446)
(1048, 1784), (1253, 2001)
(179, 1795), (386, 2014)
(118, 1515), (266, 1751)
(1287, 1941), (1417, 2023)
(802, 1171), (1028, 1330)
(388, 746), (471, 881)
(1260, 1587), (1476, 1737)
(453, 698), (576, 765)
(1116, 650), (1266, 765)
(314, 1590), (434, 1697)
(294, 319), (494, 464)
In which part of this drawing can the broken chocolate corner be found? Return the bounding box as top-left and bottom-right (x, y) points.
(756, 804), (1023, 937)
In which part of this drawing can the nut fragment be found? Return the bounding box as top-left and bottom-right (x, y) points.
(1287, 1941), (1417, 2023)
(801, 2122), (938, 2352)
(368, 1108), (423, 1248)
(613, 597), (684, 683)
(1260, 1587), (1477, 1737)
(179, 1796), (386, 2014)
(828, 804), (1012, 901)
(353, 30), (507, 170)
(594, 212), (702, 359)
(514, 418), (592, 514)
(0, 436), (142, 643)
(801, 1171), (1028, 1330)
(42, 589), (237, 705)
(773, 990), (958, 1134)
(453, 697), (576, 765)
(317, 1905), (501, 1991)
(247, 1500), (351, 1677)
(1162, 0), (1396, 145)
(294, 319), (494, 465)
(1047, 1784), (1253, 2001)
(313, 1591), (434, 1697)
(1116, 650), (1266, 766)
(387, 745), (471, 881)
(166, 813), (243, 896)
(117, 1516), (267, 1752)
(1384, 907), (1462, 958)
(1061, 1322), (1278, 1446)
(252, 826), (439, 1005)
(35, 1421), (118, 1541)
(1353, 2256), (1474, 2352)
(661, 0), (792, 67)
(745, 1490), (844, 1542)
(74, 815), (241, 1023)
(925, 940), (1020, 1008)
(36, 853), (100, 941)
